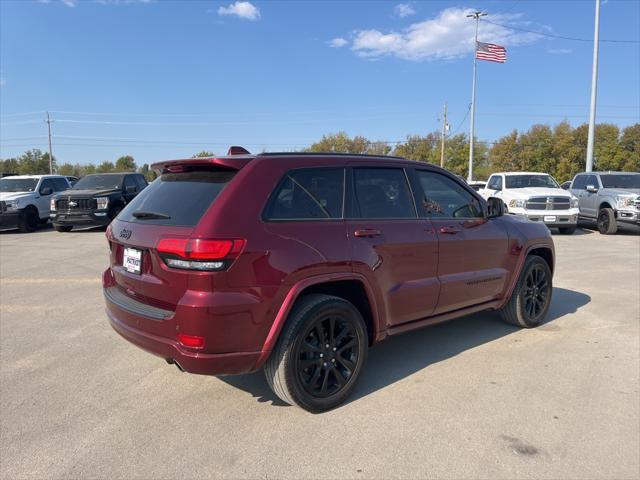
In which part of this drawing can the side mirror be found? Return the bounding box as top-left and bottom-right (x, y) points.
(561, 182), (571, 190)
(125, 185), (136, 193)
(40, 187), (53, 196)
(586, 184), (598, 193)
(486, 197), (504, 218)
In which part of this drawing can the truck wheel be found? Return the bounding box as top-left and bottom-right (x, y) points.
(500, 255), (552, 328)
(18, 207), (38, 233)
(54, 225), (73, 232)
(264, 294), (368, 413)
(597, 208), (617, 235)
(558, 226), (576, 235)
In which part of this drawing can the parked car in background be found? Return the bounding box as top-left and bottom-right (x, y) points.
(570, 171), (640, 234)
(480, 172), (580, 234)
(104, 149), (555, 412)
(66, 176), (79, 187)
(467, 180), (486, 192)
(0, 175), (70, 232)
(51, 172), (147, 232)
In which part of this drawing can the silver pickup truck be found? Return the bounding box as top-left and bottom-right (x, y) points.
(569, 171), (640, 234)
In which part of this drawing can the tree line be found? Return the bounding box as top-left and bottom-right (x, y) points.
(1, 122), (638, 183)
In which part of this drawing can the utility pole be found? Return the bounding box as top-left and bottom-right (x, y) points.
(466, 11), (487, 182)
(45, 112), (54, 174)
(439, 102), (448, 168)
(585, 0), (600, 172)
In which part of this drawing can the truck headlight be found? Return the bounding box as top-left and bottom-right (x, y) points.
(570, 197), (579, 208)
(50, 198), (57, 211)
(96, 197), (109, 210)
(4, 200), (19, 212)
(509, 199), (526, 208)
(617, 196), (637, 209)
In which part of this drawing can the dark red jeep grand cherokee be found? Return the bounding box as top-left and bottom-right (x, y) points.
(104, 149), (555, 412)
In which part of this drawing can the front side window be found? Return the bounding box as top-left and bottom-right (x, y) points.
(52, 178), (69, 191)
(265, 168), (344, 220)
(39, 179), (54, 193)
(586, 175), (600, 189)
(416, 170), (484, 219)
(352, 168), (415, 219)
(487, 175), (503, 191)
(124, 176), (137, 192)
(572, 175), (587, 189)
(505, 175), (559, 189)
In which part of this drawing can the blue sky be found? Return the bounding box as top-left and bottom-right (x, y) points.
(1, 0), (639, 166)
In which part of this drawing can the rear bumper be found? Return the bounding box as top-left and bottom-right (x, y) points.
(52, 210), (111, 227)
(106, 309), (262, 375)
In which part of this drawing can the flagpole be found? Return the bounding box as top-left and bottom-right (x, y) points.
(467, 11), (486, 182)
(585, 0), (600, 172)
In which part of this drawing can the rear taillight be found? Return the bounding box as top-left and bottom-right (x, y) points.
(156, 238), (245, 271)
(177, 333), (205, 349)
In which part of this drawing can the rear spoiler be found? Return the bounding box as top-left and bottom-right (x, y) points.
(151, 146), (255, 173)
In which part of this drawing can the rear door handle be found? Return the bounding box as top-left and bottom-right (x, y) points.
(439, 226), (461, 234)
(354, 229), (382, 238)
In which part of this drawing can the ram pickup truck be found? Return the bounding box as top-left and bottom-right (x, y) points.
(0, 175), (71, 232)
(51, 172), (147, 232)
(480, 172), (580, 234)
(570, 171), (640, 234)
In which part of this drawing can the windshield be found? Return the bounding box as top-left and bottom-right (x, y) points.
(0, 178), (39, 193)
(73, 174), (124, 190)
(600, 174), (640, 189)
(505, 175), (559, 189)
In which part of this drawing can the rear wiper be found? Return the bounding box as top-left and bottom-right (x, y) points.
(132, 210), (171, 220)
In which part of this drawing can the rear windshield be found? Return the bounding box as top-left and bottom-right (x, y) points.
(600, 174), (640, 189)
(118, 168), (237, 226)
(0, 178), (38, 192)
(74, 174), (124, 190)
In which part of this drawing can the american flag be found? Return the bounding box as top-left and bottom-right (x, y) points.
(476, 41), (507, 63)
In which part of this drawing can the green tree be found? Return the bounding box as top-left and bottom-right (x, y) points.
(392, 133), (439, 162)
(115, 155), (137, 172)
(96, 161), (115, 173)
(306, 132), (389, 155)
(615, 124), (640, 172)
(192, 151), (216, 158)
(0, 157), (20, 174)
(138, 163), (158, 182)
(11, 149), (55, 174)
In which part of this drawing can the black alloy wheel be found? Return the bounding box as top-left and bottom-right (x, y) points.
(295, 315), (359, 398)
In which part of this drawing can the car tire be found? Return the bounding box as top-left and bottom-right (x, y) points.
(558, 226), (576, 235)
(54, 225), (73, 232)
(597, 208), (617, 235)
(500, 255), (553, 328)
(264, 294), (368, 413)
(18, 207), (39, 233)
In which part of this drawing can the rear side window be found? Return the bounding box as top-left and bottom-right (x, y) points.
(265, 168), (345, 220)
(352, 168), (416, 219)
(415, 170), (483, 218)
(119, 168), (237, 226)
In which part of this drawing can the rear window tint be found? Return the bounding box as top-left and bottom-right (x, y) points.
(119, 169), (236, 226)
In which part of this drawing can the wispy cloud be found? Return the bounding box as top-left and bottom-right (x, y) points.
(340, 7), (543, 61)
(394, 3), (416, 19)
(218, 1), (261, 21)
(548, 48), (572, 54)
(61, 0), (77, 7)
(96, 0), (154, 4)
(328, 38), (348, 48)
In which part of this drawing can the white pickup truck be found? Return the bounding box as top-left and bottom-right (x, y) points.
(0, 175), (71, 232)
(479, 172), (580, 234)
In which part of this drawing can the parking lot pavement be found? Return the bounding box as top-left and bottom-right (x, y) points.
(0, 226), (638, 480)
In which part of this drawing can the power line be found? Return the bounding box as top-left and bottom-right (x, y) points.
(483, 19), (640, 43)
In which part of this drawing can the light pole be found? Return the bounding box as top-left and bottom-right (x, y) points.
(585, 0), (601, 172)
(467, 11), (487, 182)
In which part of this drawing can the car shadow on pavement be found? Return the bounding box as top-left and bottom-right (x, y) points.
(218, 287), (590, 409)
